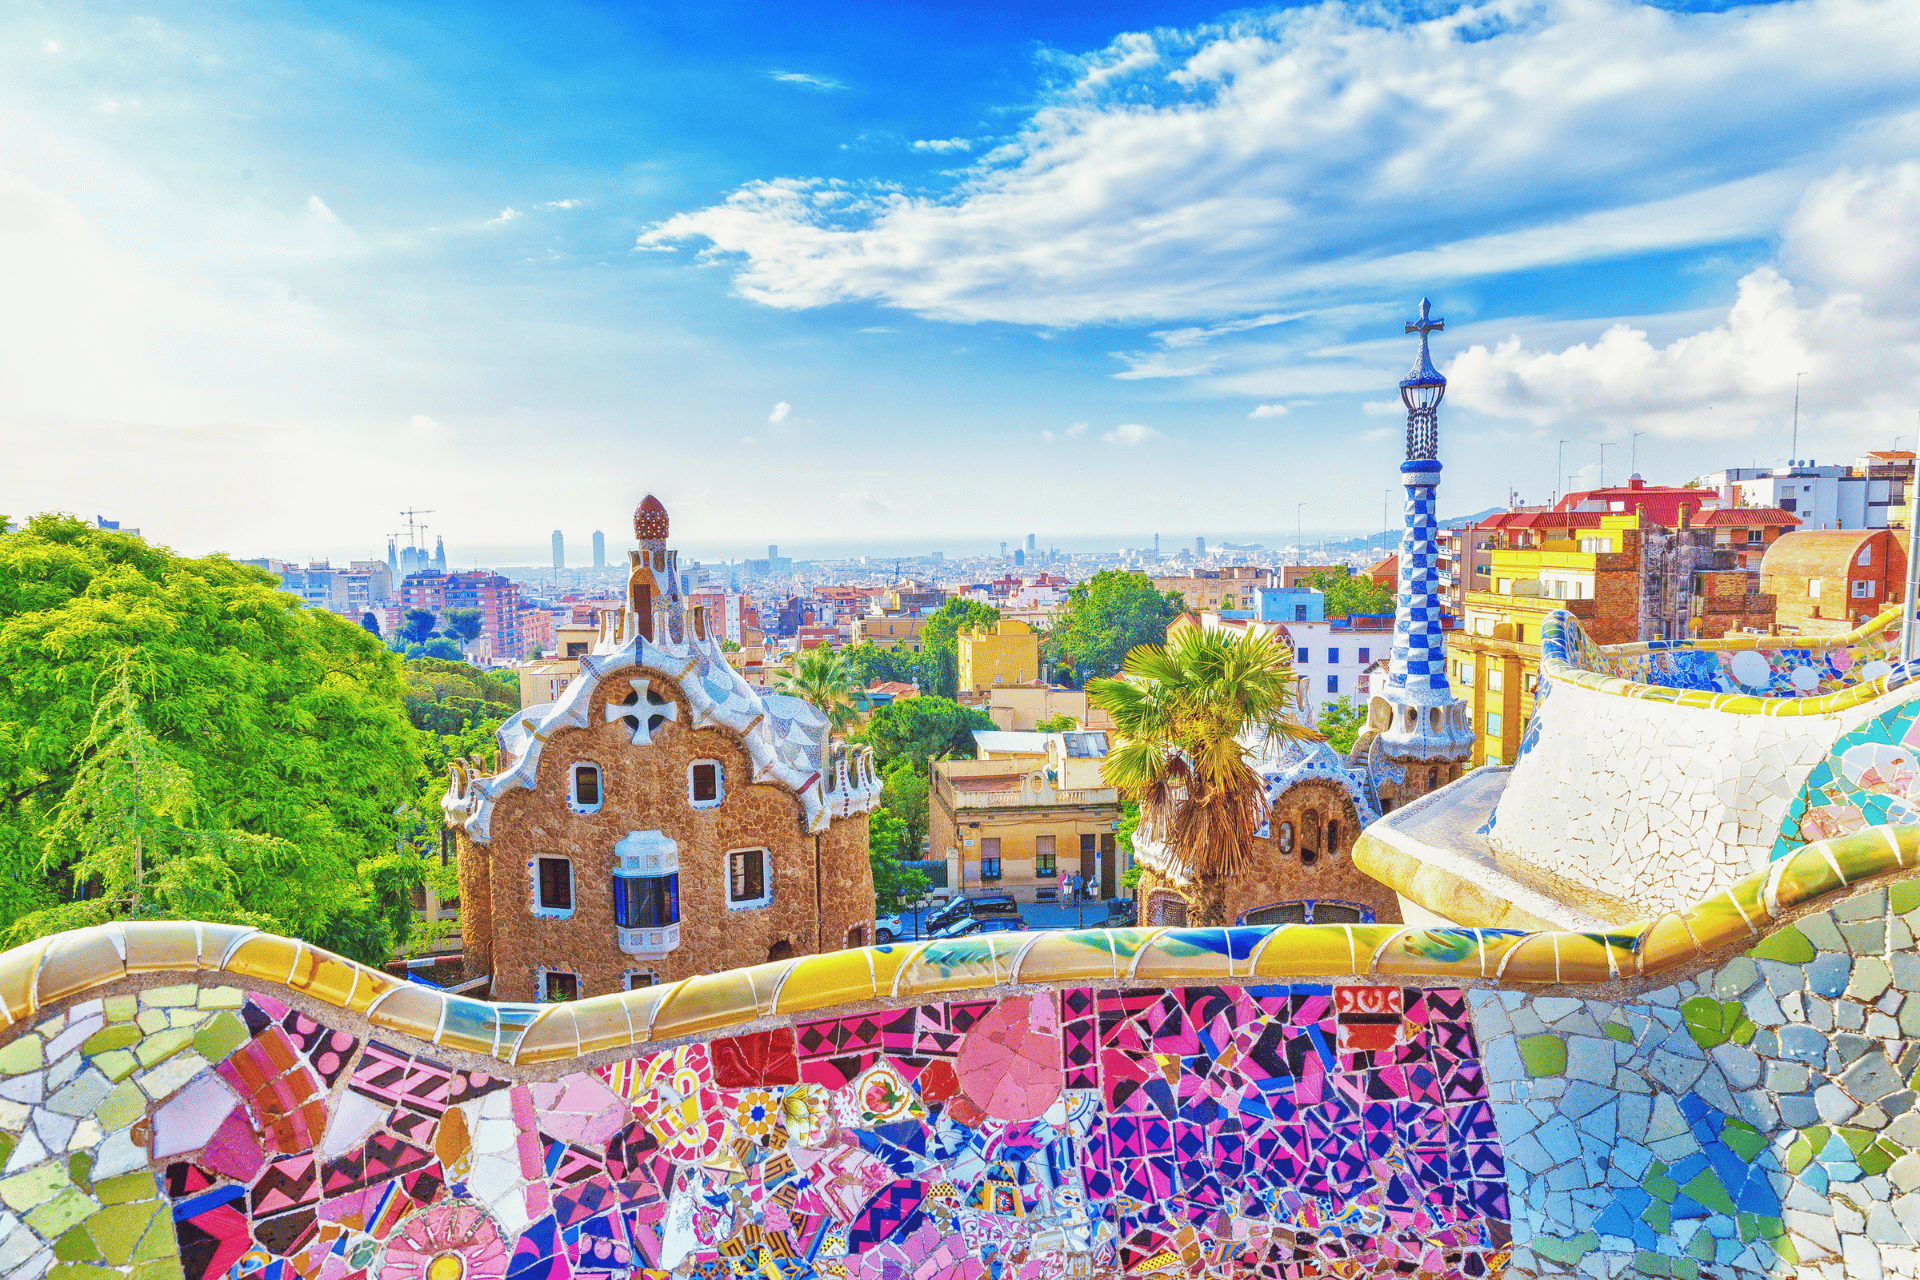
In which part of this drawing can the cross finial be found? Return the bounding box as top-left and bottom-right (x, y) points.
(1405, 297), (1444, 342)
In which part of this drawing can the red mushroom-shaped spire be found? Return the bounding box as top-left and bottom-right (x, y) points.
(635, 495), (669, 541)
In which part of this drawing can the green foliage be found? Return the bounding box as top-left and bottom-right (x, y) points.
(1314, 696), (1367, 755)
(1090, 626), (1308, 926)
(1117, 800), (1143, 890)
(721, 638), (741, 652)
(400, 658), (517, 735)
(916, 599), (1000, 698)
(1034, 713), (1078, 733)
(878, 759), (929, 859)
(0, 515), (423, 962)
(858, 696), (994, 773)
(359, 612), (381, 636)
(867, 805), (930, 913)
(405, 638), (466, 662)
(1308, 568), (1394, 620)
(444, 607), (483, 645)
(841, 641), (919, 690)
(400, 608), (438, 644)
(776, 646), (861, 733)
(1048, 571), (1184, 683)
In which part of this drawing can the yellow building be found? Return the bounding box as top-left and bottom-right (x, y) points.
(860, 612), (928, 653)
(957, 618), (1041, 692)
(516, 622), (602, 708)
(929, 731), (1126, 903)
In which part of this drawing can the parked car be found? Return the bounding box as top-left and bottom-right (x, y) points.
(875, 914), (901, 945)
(934, 915), (1031, 939)
(924, 894), (1022, 933)
(1105, 898), (1138, 926)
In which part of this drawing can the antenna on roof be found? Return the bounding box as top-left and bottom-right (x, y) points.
(1791, 372), (1808, 460)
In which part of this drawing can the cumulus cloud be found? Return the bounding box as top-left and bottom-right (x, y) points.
(544, 199), (581, 209)
(1447, 163), (1920, 438)
(912, 138), (971, 153)
(768, 401), (791, 423)
(487, 207), (521, 224)
(639, 0), (1920, 326)
(772, 72), (846, 91)
(1103, 422), (1160, 446)
(1248, 404), (1289, 419)
(1040, 421), (1090, 442)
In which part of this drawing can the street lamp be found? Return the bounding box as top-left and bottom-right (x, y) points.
(1399, 299), (1446, 460)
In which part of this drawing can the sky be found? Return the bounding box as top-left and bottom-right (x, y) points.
(5, 0), (1920, 566)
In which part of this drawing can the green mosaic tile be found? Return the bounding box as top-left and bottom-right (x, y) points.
(1681, 1168), (1735, 1214)
(1770, 1234), (1799, 1266)
(46, 1266), (119, 1280)
(93, 1050), (137, 1083)
(94, 1170), (157, 1206)
(53, 1222), (104, 1263)
(1892, 879), (1920, 915)
(1642, 1199), (1672, 1233)
(1519, 1033), (1566, 1076)
(1603, 1019), (1633, 1043)
(0, 1133), (16, 1171)
(1645, 1170), (1679, 1204)
(1722, 1119), (1766, 1162)
(1687, 1230), (1715, 1261)
(1861, 1138), (1902, 1176)
(1530, 1232), (1597, 1264)
(26, 1185), (99, 1237)
(1748, 926), (1815, 964)
(1680, 997), (1755, 1050)
(68, 1152), (92, 1195)
(0, 1160), (72, 1213)
(134, 1010), (168, 1035)
(139, 984), (196, 1009)
(195, 987), (243, 1011)
(1632, 1249), (1670, 1276)
(80, 1026), (140, 1056)
(1736, 1211), (1760, 1243)
(131, 1211), (178, 1263)
(97, 1081), (145, 1133)
(86, 1201), (162, 1265)
(1838, 1127), (1874, 1158)
(131, 1258), (187, 1280)
(134, 1027), (193, 1069)
(102, 996), (136, 1024)
(0, 1035), (43, 1077)
(191, 1012), (248, 1063)
(1669, 1260), (1699, 1280)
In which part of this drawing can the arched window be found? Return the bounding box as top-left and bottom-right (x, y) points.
(1300, 810), (1321, 866)
(768, 939), (797, 962)
(1427, 766), (1439, 791)
(1325, 819), (1341, 853)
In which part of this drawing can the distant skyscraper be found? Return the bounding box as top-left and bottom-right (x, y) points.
(386, 537), (398, 576)
(433, 536), (447, 572)
(593, 531), (606, 569)
(1196, 536), (1206, 555)
(1025, 534), (1035, 552)
(552, 530), (564, 571)
(768, 544), (778, 559)
(1000, 541), (1008, 558)
(1014, 549), (1025, 566)
(1154, 533), (1160, 557)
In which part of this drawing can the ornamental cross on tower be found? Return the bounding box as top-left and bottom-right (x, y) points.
(1399, 297), (1448, 462)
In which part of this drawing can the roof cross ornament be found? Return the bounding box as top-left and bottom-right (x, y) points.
(1405, 297), (1444, 345)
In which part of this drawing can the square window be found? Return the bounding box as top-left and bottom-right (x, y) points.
(1358, 648), (1370, 664)
(1326, 675), (1338, 694)
(542, 971), (579, 1002)
(1298, 648), (1311, 664)
(1853, 579), (1874, 599)
(614, 873), (679, 927)
(1328, 648), (1339, 665)
(537, 857), (573, 912)
(625, 971), (656, 990)
(1860, 547), (1874, 567)
(981, 857), (1002, 880)
(1034, 835), (1056, 877)
(690, 761), (723, 807)
(729, 848), (770, 907)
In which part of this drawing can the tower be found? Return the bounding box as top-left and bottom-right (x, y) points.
(386, 537), (398, 577)
(433, 536), (446, 572)
(552, 531), (565, 572)
(593, 531), (606, 569)
(1196, 536), (1206, 556)
(1363, 298), (1474, 804)
(1025, 534), (1035, 553)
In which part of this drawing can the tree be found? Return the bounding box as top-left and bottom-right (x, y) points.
(1049, 571), (1184, 683)
(916, 599), (1000, 698)
(858, 696), (995, 773)
(1308, 568), (1394, 620)
(401, 658), (519, 735)
(867, 805), (930, 914)
(0, 515), (423, 961)
(1034, 713), (1078, 733)
(400, 608), (438, 644)
(878, 759), (930, 860)
(360, 612), (381, 636)
(444, 607), (484, 652)
(776, 646), (861, 734)
(1315, 696), (1368, 755)
(841, 641), (918, 690)
(1091, 626), (1311, 926)
(406, 638), (467, 662)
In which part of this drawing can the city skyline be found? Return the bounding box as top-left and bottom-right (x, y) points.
(5, 0), (1920, 557)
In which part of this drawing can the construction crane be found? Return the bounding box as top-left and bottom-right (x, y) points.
(399, 508), (435, 549)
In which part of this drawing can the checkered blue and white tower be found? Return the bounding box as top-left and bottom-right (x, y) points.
(1372, 299), (1475, 767)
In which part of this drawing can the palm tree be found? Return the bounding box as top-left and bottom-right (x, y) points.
(1089, 625), (1311, 926)
(776, 646), (861, 735)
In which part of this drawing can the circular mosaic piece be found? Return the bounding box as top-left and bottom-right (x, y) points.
(1729, 649), (1771, 689)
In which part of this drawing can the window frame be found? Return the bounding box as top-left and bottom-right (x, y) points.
(1034, 834), (1057, 878)
(726, 847), (773, 910)
(568, 763), (603, 814)
(624, 969), (657, 990)
(688, 759), (725, 810)
(539, 968), (580, 1002)
(532, 855), (575, 919)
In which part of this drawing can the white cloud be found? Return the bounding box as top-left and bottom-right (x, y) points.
(543, 199), (581, 209)
(838, 489), (891, 516)
(1065, 421), (1087, 438)
(1111, 352), (1217, 380)
(768, 401), (791, 423)
(859, 326), (894, 333)
(911, 138), (971, 153)
(487, 207), (521, 224)
(772, 72), (846, 91)
(1102, 422), (1160, 446)
(1361, 400), (1402, 416)
(1447, 162), (1920, 439)
(1248, 404), (1289, 419)
(42, 39), (60, 53)
(640, 0), (1920, 326)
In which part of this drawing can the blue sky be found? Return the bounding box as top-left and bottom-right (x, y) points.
(4, 0), (1920, 565)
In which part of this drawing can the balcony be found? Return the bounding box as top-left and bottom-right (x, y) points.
(936, 773), (1119, 812)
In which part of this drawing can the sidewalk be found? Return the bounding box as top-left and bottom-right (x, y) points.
(891, 899), (1130, 940)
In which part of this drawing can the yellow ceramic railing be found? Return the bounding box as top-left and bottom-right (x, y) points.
(1540, 605), (1912, 718)
(2, 821), (1916, 1068)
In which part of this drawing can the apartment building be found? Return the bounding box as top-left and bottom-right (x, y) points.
(1760, 528), (1910, 635)
(1150, 565), (1272, 611)
(956, 618), (1042, 692)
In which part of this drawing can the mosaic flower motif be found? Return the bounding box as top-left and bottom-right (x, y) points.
(779, 1082), (836, 1147)
(731, 1087), (785, 1145)
(849, 1061), (922, 1125)
(376, 1201), (512, 1280)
